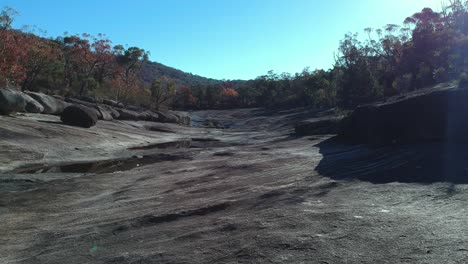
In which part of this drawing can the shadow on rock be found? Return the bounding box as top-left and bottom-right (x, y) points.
(315, 137), (468, 184)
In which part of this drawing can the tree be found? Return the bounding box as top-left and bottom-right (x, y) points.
(175, 86), (197, 109)
(63, 34), (114, 95)
(113, 46), (148, 101)
(220, 87), (239, 107)
(335, 33), (383, 107)
(0, 7), (27, 86)
(19, 36), (61, 91)
(204, 85), (221, 108)
(150, 77), (176, 110)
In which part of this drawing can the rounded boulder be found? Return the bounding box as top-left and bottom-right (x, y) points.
(26, 91), (68, 115)
(23, 93), (44, 113)
(61, 105), (98, 128)
(0, 88), (26, 115)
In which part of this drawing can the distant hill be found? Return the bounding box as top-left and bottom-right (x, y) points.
(140, 61), (223, 87)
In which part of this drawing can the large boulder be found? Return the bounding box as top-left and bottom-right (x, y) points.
(61, 105), (98, 128)
(96, 104), (119, 121)
(126, 104), (143, 112)
(106, 106), (120, 119)
(52, 95), (65, 101)
(65, 97), (96, 107)
(103, 99), (119, 108)
(65, 98), (103, 120)
(172, 111), (191, 126)
(0, 88), (26, 115)
(155, 111), (179, 124)
(26, 91), (68, 115)
(78, 96), (98, 104)
(339, 83), (468, 144)
(22, 93), (44, 113)
(139, 110), (159, 122)
(116, 108), (141, 120)
(95, 105), (112, 121)
(295, 116), (343, 136)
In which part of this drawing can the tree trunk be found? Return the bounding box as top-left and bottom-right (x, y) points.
(79, 79), (87, 96)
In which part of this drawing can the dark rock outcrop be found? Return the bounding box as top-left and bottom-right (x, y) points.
(339, 83), (468, 145)
(295, 116), (343, 136)
(0, 88), (26, 115)
(116, 108), (190, 124)
(61, 96), (189, 124)
(26, 91), (69, 115)
(61, 105), (98, 128)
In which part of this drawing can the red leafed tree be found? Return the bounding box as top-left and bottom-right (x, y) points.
(220, 87), (239, 107)
(19, 35), (62, 91)
(0, 7), (27, 87)
(176, 86), (198, 109)
(112, 45), (148, 102)
(221, 87), (239, 98)
(109, 69), (140, 101)
(63, 33), (114, 95)
(92, 35), (116, 85)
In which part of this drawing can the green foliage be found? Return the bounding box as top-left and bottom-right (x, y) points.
(150, 77), (176, 110)
(85, 77), (99, 91)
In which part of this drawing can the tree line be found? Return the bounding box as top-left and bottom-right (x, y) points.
(176, 1), (468, 110)
(0, 8), (154, 105)
(2, 1), (468, 110)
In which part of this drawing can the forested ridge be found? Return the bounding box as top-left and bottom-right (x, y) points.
(2, 1), (468, 110)
(140, 61), (222, 88)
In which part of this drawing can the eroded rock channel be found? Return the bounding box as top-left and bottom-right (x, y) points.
(2, 106), (468, 264)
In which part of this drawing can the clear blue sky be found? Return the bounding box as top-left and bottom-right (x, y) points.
(3, 0), (441, 80)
